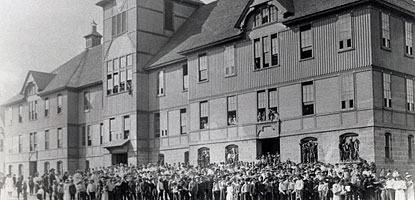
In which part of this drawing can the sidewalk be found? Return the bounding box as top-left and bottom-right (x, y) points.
(0, 190), (37, 200)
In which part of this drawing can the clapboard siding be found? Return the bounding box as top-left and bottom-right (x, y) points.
(189, 8), (373, 100)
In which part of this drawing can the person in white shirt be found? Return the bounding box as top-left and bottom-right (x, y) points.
(405, 174), (414, 200)
(87, 180), (97, 200)
(5, 174), (14, 198)
(294, 176), (304, 200)
(394, 175), (407, 200)
(385, 174), (395, 200)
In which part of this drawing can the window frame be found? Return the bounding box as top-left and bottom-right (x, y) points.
(409, 135), (414, 160)
(224, 45), (236, 77)
(109, 118), (115, 141)
(200, 101), (209, 129)
(407, 79), (415, 112)
(82, 126), (86, 146)
(180, 109), (187, 134)
(385, 132), (392, 161)
(112, 11), (127, 37)
(183, 64), (189, 91)
(18, 105), (23, 123)
(123, 115), (130, 140)
(57, 128), (63, 148)
(44, 98), (49, 117)
(299, 24), (313, 60)
(87, 125), (92, 146)
(302, 81), (315, 116)
(154, 113), (160, 138)
(106, 54), (134, 96)
(198, 53), (208, 82)
(84, 91), (90, 112)
(45, 130), (50, 150)
(337, 13), (353, 51)
(381, 12), (391, 49)
(157, 71), (165, 96)
(383, 73), (392, 108)
(405, 21), (413, 56)
(341, 73), (355, 110)
(227, 96), (237, 126)
(57, 94), (63, 114)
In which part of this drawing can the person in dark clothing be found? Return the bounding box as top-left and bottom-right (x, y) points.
(29, 176), (35, 195)
(16, 175), (23, 200)
(129, 179), (137, 200)
(69, 180), (77, 200)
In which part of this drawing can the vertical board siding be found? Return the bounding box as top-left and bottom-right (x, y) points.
(189, 8), (372, 101)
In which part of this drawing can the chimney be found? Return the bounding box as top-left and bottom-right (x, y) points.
(84, 20), (102, 48)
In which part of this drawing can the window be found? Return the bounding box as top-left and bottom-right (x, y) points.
(339, 133), (360, 162)
(300, 137), (318, 163)
(82, 126), (86, 146)
(227, 96), (237, 126)
(44, 162), (50, 174)
(18, 135), (22, 153)
(225, 145), (239, 164)
(112, 11), (127, 37)
(180, 109), (187, 134)
(100, 123), (103, 145)
(224, 45), (235, 76)
(30, 132), (37, 151)
(0, 139), (3, 152)
(87, 125), (92, 146)
(385, 133), (392, 160)
(341, 73), (355, 109)
(405, 21), (413, 55)
(45, 98), (49, 117)
(123, 115), (130, 139)
(271, 34), (279, 66)
(338, 13), (352, 50)
(198, 54), (208, 82)
(253, 6), (278, 27)
(107, 54), (133, 95)
(109, 118), (115, 141)
(381, 13), (391, 48)
(200, 101), (209, 129)
(18, 105), (22, 122)
(29, 101), (37, 120)
(407, 79), (415, 111)
(84, 91), (90, 112)
(57, 94), (63, 114)
(257, 89), (278, 122)
(383, 73), (392, 108)
(262, 36), (270, 68)
(8, 165), (12, 176)
(154, 113), (160, 138)
(18, 164), (23, 176)
(57, 128), (63, 148)
(409, 135), (414, 160)
(157, 71), (165, 96)
(183, 64), (188, 90)
(254, 39), (261, 70)
(57, 161), (63, 175)
(8, 107), (12, 125)
(302, 82), (315, 115)
(164, 0), (174, 31)
(45, 130), (49, 150)
(184, 151), (189, 164)
(198, 147), (210, 167)
(300, 24), (313, 59)
(158, 154), (165, 165)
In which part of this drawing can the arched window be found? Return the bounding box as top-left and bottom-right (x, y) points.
(56, 161), (63, 175)
(339, 133), (360, 162)
(198, 147), (210, 167)
(225, 145), (239, 164)
(85, 160), (90, 171)
(385, 133), (392, 160)
(158, 154), (165, 166)
(184, 151), (189, 165)
(44, 162), (50, 174)
(18, 164), (23, 177)
(8, 165), (13, 175)
(300, 137), (318, 163)
(409, 135), (414, 160)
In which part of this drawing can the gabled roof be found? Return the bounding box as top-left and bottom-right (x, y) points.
(29, 71), (56, 91)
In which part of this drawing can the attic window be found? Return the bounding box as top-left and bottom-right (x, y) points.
(254, 6), (278, 28)
(26, 84), (37, 96)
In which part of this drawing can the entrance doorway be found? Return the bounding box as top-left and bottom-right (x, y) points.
(112, 153), (128, 165)
(29, 161), (37, 176)
(257, 138), (280, 158)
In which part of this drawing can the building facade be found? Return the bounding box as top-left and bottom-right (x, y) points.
(1, 0), (415, 177)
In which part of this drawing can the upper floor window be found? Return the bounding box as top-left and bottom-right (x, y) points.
(107, 54), (133, 95)
(383, 73), (392, 108)
(341, 73), (355, 110)
(18, 105), (22, 123)
(29, 101), (38, 121)
(271, 34), (279, 66)
(409, 135), (414, 160)
(257, 88), (278, 122)
(57, 94), (63, 114)
(123, 115), (130, 139)
(200, 101), (209, 129)
(183, 64), (189, 90)
(405, 21), (413, 56)
(45, 98), (49, 117)
(254, 33), (278, 71)
(224, 45), (235, 76)
(300, 24), (313, 59)
(180, 109), (187, 134)
(157, 71), (165, 96)
(100, 123), (104, 145)
(338, 13), (353, 50)
(45, 130), (49, 150)
(302, 81), (315, 116)
(27, 84), (37, 96)
(154, 113), (160, 138)
(227, 96), (237, 126)
(381, 13), (391, 48)
(30, 132), (37, 151)
(18, 135), (22, 153)
(82, 126), (86, 146)
(87, 125), (92, 146)
(254, 6), (278, 27)
(407, 79), (415, 111)
(112, 11), (127, 37)
(58, 128), (63, 148)
(164, 0), (174, 31)
(109, 118), (115, 141)
(198, 54), (208, 82)
(84, 91), (90, 112)
(385, 133), (392, 160)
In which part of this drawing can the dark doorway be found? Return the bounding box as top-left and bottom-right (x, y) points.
(257, 138), (280, 158)
(112, 153), (128, 165)
(29, 161), (37, 176)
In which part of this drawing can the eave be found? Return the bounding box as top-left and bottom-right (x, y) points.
(179, 34), (244, 55)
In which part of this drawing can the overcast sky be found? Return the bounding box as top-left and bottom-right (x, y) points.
(0, 0), (215, 105)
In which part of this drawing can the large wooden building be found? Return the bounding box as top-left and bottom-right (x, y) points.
(2, 0), (415, 177)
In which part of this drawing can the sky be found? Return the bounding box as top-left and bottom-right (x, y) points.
(0, 0), (216, 105)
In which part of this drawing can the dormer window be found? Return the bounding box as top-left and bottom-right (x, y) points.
(254, 6), (278, 28)
(26, 84), (37, 96)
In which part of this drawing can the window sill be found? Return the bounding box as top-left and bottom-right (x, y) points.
(182, 89), (189, 93)
(225, 74), (237, 78)
(338, 47), (355, 53)
(106, 90), (130, 97)
(381, 46), (391, 52)
(84, 110), (90, 113)
(254, 65), (278, 72)
(299, 57), (314, 62)
(227, 124), (238, 127)
(341, 108), (355, 112)
(157, 94), (165, 98)
(302, 113), (316, 117)
(198, 80), (209, 84)
(404, 53), (414, 59)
